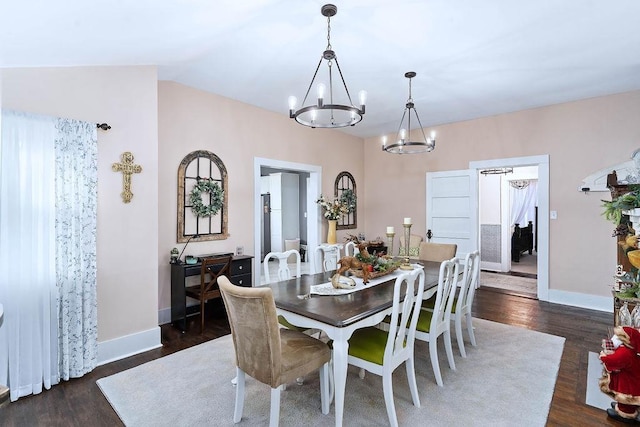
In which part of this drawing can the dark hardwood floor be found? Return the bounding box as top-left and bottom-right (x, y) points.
(0, 290), (620, 426)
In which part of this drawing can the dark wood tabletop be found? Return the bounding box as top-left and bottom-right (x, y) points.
(266, 260), (443, 328)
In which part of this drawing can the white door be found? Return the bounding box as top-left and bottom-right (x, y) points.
(426, 170), (478, 259)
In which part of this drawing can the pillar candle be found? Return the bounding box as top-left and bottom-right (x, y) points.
(386, 226), (394, 234)
(403, 217), (412, 225)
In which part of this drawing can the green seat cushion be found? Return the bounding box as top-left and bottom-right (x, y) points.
(416, 308), (435, 332)
(347, 327), (390, 365)
(422, 296), (457, 313)
(278, 315), (307, 332)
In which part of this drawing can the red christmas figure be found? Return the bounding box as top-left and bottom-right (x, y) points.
(600, 326), (640, 423)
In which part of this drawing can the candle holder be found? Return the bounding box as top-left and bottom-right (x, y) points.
(386, 232), (395, 257)
(401, 223), (413, 270)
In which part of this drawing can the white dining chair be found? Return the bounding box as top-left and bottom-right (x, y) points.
(343, 268), (425, 427)
(414, 258), (459, 386)
(343, 241), (359, 257)
(263, 249), (301, 284)
(313, 244), (342, 273)
(452, 251), (480, 357)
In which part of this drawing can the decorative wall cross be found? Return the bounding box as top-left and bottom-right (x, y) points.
(112, 152), (142, 203)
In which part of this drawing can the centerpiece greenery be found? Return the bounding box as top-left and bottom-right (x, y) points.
(355, 251), (400, 273)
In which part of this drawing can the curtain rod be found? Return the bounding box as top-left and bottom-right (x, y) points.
(96, 123), (111, 131)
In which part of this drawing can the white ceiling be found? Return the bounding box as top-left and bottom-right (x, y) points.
(1, 0), (639, 139)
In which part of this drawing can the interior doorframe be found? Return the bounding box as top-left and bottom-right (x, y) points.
(470, 155), (549, 301)
(253, 157), (321, 284)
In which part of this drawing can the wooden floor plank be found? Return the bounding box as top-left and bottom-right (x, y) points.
(0, 289), (619, 426)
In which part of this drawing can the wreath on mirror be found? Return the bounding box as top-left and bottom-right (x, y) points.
(339, 188), (357, 214)
(189, 178), (224, 217)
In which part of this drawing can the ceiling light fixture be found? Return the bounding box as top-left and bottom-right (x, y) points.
(510, 180), (530, 190)
(288, 4), (366, 129)
(383, 72), (435, 154)
(480, 167), (514, 175)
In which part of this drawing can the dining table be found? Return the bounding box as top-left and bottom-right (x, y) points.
(267, 259), (444, 427)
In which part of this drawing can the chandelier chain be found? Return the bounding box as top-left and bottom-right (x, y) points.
(326, 15), (332, 51)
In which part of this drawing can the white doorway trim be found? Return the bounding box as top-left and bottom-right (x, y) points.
(470, 155), (549, 301)
(253, 157), (322, 285)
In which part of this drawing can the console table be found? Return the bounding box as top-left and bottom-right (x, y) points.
(171, 254), (253, 331)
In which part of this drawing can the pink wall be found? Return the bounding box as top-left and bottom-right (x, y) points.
(364, 91), (640, 300)
(2, 66), (159, 343)
(3, 64), (639, 354)
(157, 82), (365, 311)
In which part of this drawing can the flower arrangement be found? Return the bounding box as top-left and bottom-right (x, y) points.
(316, 194), (350, 221)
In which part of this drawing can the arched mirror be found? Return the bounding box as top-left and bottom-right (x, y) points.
(177, 150), (229, 242)
(334, 171), (357, 230)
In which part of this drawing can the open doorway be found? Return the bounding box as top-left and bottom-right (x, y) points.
(253, 158), (321, 286)
(470, 155), (549, 301)
(478, 166), (538, 296)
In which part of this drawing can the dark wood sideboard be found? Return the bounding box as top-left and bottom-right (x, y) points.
(170, 254), (253, 331)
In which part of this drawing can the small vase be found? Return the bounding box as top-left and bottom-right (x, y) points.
(327, 219), (338, 244)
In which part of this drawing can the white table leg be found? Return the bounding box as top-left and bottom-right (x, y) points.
(332, 339), (348, 427)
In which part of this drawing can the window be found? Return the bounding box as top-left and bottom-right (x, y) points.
(177, 150), (229, 242)
(334, 171), (357, 230)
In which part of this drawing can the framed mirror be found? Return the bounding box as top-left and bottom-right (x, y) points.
(177, 150), (229, 242)
(334, 171), (357, 230)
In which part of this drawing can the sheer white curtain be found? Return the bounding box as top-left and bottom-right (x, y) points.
(55, 118), (98, 380)
(510, 180), (538, 227)
(0, 110), (97, 401)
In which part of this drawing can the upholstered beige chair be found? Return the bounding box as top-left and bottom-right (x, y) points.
(218, 275), (331, 426)
(418, 242), (457, 262)
(398, 234), (423, 258)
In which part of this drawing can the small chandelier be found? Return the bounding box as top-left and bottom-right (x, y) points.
(288, 4), (366, 129)
(480, 167), (514, 175)
(510, 180), (530, 189)
(382, 71), (436, 154)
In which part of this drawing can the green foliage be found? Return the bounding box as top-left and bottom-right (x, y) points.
(602, 186), (640, 225)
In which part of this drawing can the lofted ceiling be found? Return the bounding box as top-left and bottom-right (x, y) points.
(1, 0), (639, 139)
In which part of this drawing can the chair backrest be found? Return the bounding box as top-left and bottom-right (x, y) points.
(312, 244), (341, 273)
(343, 241), (359, 257)
(455, 250), (480, 314)
(263, 249), (301, 284)
(418, 242), (457, 262)
(385, 268), (426, 363)
(201, 255), (233, 296)
(429, 259), (460, 335)
(218, 275), (283, 388)
(399, 234), (423, 258)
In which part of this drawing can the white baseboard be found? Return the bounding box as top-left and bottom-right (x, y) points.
(548, 289), (612, 312)
(97, 326), (162, 366)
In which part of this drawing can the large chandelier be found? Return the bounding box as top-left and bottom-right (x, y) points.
(382, 71), (436, 154)
(288, 4), (366, 129)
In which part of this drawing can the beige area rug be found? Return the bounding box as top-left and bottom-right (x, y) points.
(480, 271), (537, 295)
(97, 319), (564, 427)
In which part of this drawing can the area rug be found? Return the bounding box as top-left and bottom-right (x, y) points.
(97, 319), (564, 427)
(585, 351), (613, 411)
(480, 271), (537, 295)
